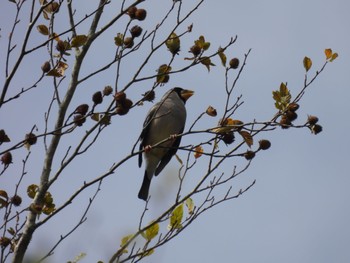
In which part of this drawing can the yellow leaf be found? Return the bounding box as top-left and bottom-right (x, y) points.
(71, 35), (88, 48)
(330, 52), (338, 62)
(91, 113), (100, 122)
(142, 222), (159, 241)
(194, 145), (203, 159)
(120, 234), (134, 254)
(239, 130), (253, 147)
(303, 56), (312, 72)
(185, 198), (194, 215)
(37, 24), (49, 35)
(324, 48), (332, 59)
(168, 203), (183, 230)
(141, 249), (154, 257)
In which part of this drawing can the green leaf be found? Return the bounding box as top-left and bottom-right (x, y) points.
(272, 83), (291, 111)
(142, 222), (159, 241)
(114, 33), (124, 46)
(156, 64), (171, 83)
(200, 57), (215, 72)
(27, 184), (38, 199)
(218, 47), (227, 67)
(166, 32), (180, 55)
(168, 203), (183, 230)
(71, 35), (88, 48)
(303, 56), (312, 72)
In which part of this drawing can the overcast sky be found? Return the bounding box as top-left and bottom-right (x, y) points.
(1, 0), (350, 262)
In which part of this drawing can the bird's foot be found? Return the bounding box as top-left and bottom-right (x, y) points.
(169, 134), (178, 140)
(144, 145), (152, 153)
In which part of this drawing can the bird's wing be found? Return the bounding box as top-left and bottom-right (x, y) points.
(138, 103), (160, 167)
(154, 126), (184, 176)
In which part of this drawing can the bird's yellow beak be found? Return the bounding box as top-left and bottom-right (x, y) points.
(180, 89), (194, 101)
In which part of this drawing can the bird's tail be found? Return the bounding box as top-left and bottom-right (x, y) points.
(138, 171), (151, 201)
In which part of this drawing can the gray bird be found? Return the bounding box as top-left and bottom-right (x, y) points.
(138, 87), (194, 201)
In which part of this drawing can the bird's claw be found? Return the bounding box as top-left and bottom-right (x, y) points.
(145, 145), (152, 153)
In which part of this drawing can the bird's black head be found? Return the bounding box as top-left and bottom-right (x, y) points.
(172, 87), (194, 103)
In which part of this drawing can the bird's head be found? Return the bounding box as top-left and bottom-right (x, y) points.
(173, 87), (194, 103)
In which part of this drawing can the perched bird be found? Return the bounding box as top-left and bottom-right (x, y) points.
(138, 87), (194, 201)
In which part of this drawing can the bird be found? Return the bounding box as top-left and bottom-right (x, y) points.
(138, 87), (194, 201)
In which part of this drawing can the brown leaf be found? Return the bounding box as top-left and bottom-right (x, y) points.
(239, 130), (253, 147)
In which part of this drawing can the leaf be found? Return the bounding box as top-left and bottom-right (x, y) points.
(166, 32), (180, 55)
(273, 83), (291, 111)
(120, 234), (133, 254)
(324, 48), (332, 59)
(200, 57), (215, 72)
(91, 113), (100, 122)
(185, 198), (194, 215)
(303, 56), (312, 72)
(175, 154), (183, 165)
(27, 184), (38, 199)
(330, 52), (338, 62)
(37, 24), (49, 35)
(168, 203), (183, 230)
(218, 47), (227, 67)
(0, 190), (8, 200)
(156, 64), (171, 83)
(195, 35), (210, 51)
(0, 129), (11, 143)
(114, 33), (124, 46)
(71, 35), (88, 48)
(46, 61), (68, 77)
(141, 249), (154, 257)
(239, 130), (253, 147)
(194, 145), (203, 159)
(142, 222), (159, 241)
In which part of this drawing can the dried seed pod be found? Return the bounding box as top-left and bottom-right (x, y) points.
(311, 124), (323, 135)
(127, 6), (137, 19)
(307, 115), (319, 125)
(92, 91), (103, 105)
(135, 8), (147, 21)
(115, 105), (129, 116)
(10, 195), (22, 207)
(142, 90), (155, 102)
(130, 25), (143, 38)
(206, 106), (217, 117)
(222, 132), (235, 145)
(41, 61), (51, 73)
(229, 58), (240, 69)
(25, 133), (37, 146)
(103, 86), (113, 96)
(285, 110), (298, 122)
(73, 114), (86, 126)
(123, 37), (134, 48)
(114, 91), (126, 103)
(244, 150), (255, 160)
(259, 139), (271, 150)
(1, 152), (12, 165)
(287, 103), (300, 112)
(74, 104), (89, 115)
(280, 115), (291, 129)
(122, 98), (133, 109)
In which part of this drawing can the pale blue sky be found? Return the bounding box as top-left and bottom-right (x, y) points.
(1, 0), (349, 262)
